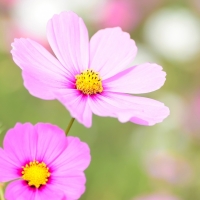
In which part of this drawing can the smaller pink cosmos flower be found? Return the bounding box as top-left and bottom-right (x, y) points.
(11, 11), (169, 128)
(0, 123), (91, 200)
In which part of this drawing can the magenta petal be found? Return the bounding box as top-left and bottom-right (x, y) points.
(103, 63), (166, 94)
(35, 185), (64, 200)
(0, 149), (20, 182)
(51, 136), (91, 172)
(34, 123), (68, 165)
(50, 171), (86, 200)
(5, 180), (36, 200)
(90, 27), (137, 79)
(11, 38), (72, 100)
(5, 180), (65, 200)
(56, 90), (92, 127)
(3, 123), (68, 167)
(89, 92), (170, 126)
(3, 123), (37, 166)
(47, 11), (89, 75)
(50, 136), (90, 199)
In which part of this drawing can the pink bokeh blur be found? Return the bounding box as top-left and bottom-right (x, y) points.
(133, 194), (180, 200)
(0, 0), (165, 51)
(0, 0), (16, 7)
(95, 0), (163, 31)
(145, 151), (192, 185)
(184, 92), (200, 137)
(96, 0), (140, 31)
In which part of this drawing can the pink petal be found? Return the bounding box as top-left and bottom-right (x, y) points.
(103, 63), (166, 94)
(35, 184), (64, 200)
(47, 11), (89, 75)
(56, 89), (92, 127)
(89, 92), (170, 126)
(3, 123), (68, 167)
(49, 136), (90, 199)
(5, 180), (65, 200)
(3, 123), (37, 166)
(11, 38), (73, 100)
(90, 27), (137, 79)
(22, 71), (56, 100)
(5, 180), (36, 200)
(34, 123), (68, 165)
(51, 136), (91, 172)
(0, 148), (20, 182)
(50, 171), (86, 200)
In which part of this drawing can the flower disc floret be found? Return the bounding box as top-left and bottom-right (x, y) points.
(22, 160), (50, 188)
(75, 69), (103, 95)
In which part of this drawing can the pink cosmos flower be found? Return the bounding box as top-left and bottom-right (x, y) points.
(11, 11), (169, 128)
(0, 123), (91, 200)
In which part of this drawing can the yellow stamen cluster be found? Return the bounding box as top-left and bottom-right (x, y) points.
(21, 160), (50, 188)
(75, 69), (103, 95)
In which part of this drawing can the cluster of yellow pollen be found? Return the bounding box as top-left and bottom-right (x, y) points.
(21, 160), (50, 188)
(75, 69), (103, 95)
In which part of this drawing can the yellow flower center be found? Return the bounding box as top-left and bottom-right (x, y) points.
(75, 69), (103, 95)
(21, 160), (50, 188)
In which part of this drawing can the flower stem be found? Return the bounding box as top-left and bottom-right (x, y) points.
(65, 118), (75, 135)
(0, 186), (5, 200)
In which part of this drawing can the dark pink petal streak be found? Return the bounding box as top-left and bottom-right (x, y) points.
(56, 90), (92, 127)
(5, 180), (65, 200)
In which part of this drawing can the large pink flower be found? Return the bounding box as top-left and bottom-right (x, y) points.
(0, 123), (91, 200)
(11, 11), (169, 128)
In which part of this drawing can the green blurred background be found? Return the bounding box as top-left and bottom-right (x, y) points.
(1, 0), (200, 199)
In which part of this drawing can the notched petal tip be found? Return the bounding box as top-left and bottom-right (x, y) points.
(47, 9), (89, 74)
(9, 122), (33, 133)
(48, 10), (81, 23)
(11, 38), (32, 51)
(90, 26), (138, 79)
(68, 136), (91, 164)
(149, 106), (170, 126)
(70, 112), (92, 128)
(11, 38), (23, 51)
